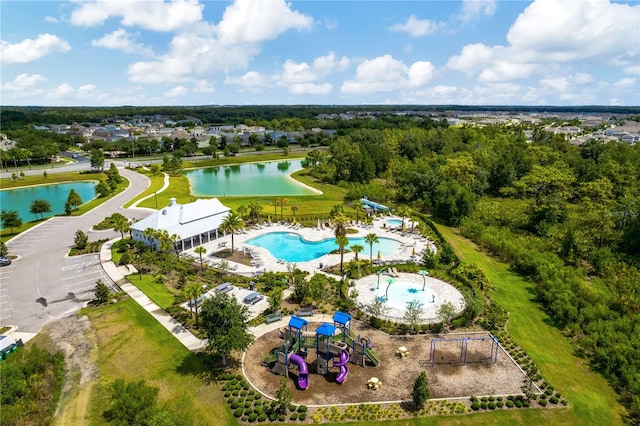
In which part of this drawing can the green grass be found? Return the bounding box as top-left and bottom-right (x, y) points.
(434, 224), (626, 426)
(127, 275), (175, 309)
(82, 298), (235, 425)
(123, 173), (165, 208)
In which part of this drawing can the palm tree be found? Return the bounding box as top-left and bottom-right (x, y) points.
(111, 213), (130, 239)
(352, 200), (363, 224)
(350, 244), (364, 261)
(277, 197), (288, 221)
(335, 235), (349, 273)
(271, 199), (278, 217)
(185, 282), (205, 328)
(142, 227), (156, 250)
(397, 205), (410, 231)
(236, 205), (248, 220)
(220, 212), (244, 252)
(194, 246), (207, 275)
(290, 205), (298, 220)
(332, 213), (350, 238)
(364, 233), (379, 265)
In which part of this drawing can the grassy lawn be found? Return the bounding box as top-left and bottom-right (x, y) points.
(80, 298), (235, 425)
(434, 224), (626, 426)
(123, 173), (165, 208)
(127, 274), (175, 310)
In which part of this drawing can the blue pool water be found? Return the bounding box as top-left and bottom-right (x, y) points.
(245, 232), (403, 262)
(373, 279), (436, 311)
(1, 182), (97, 227)
(386, 219), (404, 227)
(183, 159), (316, 197)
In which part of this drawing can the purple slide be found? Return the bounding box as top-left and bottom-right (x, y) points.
(333, 350), (350, 384)
(288, 353), (309, 390)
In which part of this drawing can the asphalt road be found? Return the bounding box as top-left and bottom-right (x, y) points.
(1, 166), (151, 333)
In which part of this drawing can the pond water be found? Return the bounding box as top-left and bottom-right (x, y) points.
(183, 160), (316, 197)
(0, 181), (97, 227)
(245, 231), (403, 262)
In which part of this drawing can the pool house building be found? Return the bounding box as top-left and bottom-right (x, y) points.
(131, 197), (231, 252)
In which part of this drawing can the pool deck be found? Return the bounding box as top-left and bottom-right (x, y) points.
(181, 216), (437, 278)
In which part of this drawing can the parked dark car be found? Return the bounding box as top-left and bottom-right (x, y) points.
(0, 257), (11, 267)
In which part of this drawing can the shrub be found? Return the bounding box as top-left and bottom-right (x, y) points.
(471, 402), (481, 411)
(488, 402), (496, 410)
(497, 401), (504, 408)
(255, 393), (262, 400)
(540, 394), (547, 400)
(249, 413), (258, 422)
(515, 400), (523, 408)
(470, 396), (478, 403)
(299, 413), (306, 421)
(555, 392), (562, 398)
(288, 404), (296, 412)
(561, 399), (568, 406)
(481, 396), (488, 402)
(290, 413), (298, 420)
(258, 414), (267, 422)
(297, 405), (307, 412)
(480, 402), (487, 409)
(234, 408), (243, 417)
(506, 400), (515, 408)
(278, 414), (286, 421)
(538, 399), (548, 407)
(549, 396), (559, 404)
(523, 400), (531, 408)
(231, 401), (240, 409)
(545, 388), (553, 395)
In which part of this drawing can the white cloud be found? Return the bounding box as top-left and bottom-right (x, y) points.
(457, 0), (497, 23)
(341, 55), (435, 94)
(193, 79), (215, 93)
(45, 16), (59, 23)
(613, 77), (638, 90)
(127, 0), (313, 84)
(164, 85), (188, 97)
(225, 71), (272, 89)
(1, 73), (48, 91)
(216, 0), (313, 45)
(389, 15), (445, 37)
(69, 0), (203, 32)
(448, 0), (640, 84)
(289, 83), (332, 95)
(1, 33), (70, 64)
(92, 29), (155, 57)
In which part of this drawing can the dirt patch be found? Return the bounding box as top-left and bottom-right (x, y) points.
(244, 321), (526, 405)
(39, 315), (99, 425)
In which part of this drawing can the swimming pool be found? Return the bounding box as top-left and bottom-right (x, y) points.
(386, 218), (404, 228)
(245, 232), (403, 263)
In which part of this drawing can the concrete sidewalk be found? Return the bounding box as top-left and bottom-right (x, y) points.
(100, 238), (206, 351)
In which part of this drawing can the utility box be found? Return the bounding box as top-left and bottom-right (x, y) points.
(0, 335), (15, 352)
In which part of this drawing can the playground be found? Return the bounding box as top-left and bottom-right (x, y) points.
(243, 313), (528, 405)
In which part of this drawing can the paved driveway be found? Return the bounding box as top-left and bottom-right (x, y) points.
(1, 166), (151, 333)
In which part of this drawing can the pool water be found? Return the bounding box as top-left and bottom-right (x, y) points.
(183, 160), (316, 197)
(386, 218), (404, 228)
(373, 279), (436, 312)
(0, 182), (97, 227)
(245, 232), (403, 262)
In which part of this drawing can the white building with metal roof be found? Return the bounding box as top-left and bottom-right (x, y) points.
(131, 197), (231, 251)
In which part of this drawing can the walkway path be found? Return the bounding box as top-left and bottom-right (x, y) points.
(99, 239), (206, 351)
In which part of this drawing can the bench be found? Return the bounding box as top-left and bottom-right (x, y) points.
(265, 312), (282, 324)
(297, 307), (313, 317)
(243, 292), (264, 305)
(213, 282), (233, 293)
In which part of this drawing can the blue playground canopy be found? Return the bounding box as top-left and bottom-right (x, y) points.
(360, 197), (389, 212)
(289, 316), (309, 330)
(333, 311), (351, 326)
(316, 323), (337, 337)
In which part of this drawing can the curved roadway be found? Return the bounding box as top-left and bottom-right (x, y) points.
(0, 164), (151, 333)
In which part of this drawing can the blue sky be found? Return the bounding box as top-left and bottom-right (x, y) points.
(1, 0), (639, 106)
